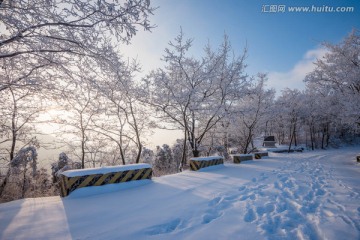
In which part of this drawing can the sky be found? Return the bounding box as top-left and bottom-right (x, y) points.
(121, 0), (360, 94)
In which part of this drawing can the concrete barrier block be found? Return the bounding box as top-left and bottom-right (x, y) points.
(256, 151), (269, 158)
(233, 154), (253, 164)
(59, 164), (152, 197)
(190, 156), (224, 171)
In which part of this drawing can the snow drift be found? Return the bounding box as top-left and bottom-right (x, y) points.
(1, 147), (359, 240)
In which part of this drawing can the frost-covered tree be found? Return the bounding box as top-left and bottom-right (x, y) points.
(0, 0), (155, 91)
(141, 147), (154, 164)
(171, 139), (193, 171)
(305, 29), (360, 128)
(54, 67), (102, 169)
(143, 31), (249, 165)
(51, 152), (81, 184)
(153, 144), (176, 176)
(274, 89), (304, 151)
(227, 73), (275, 153)
(0, 146), (52, 202)
(91, 55), (152, 165)
(0, 86), (42, 163)
(305, 29), (360, 96)
(0, 81), (44, 200)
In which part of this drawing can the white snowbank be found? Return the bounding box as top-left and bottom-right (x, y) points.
(61, 163), (151, 177)
(1, 147), (360, 240)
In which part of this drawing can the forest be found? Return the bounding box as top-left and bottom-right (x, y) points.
(0, 0), (359, 202)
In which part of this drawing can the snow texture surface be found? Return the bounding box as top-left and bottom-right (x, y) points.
(232, 154), (253, 157)
(1, 147), (359, 240)
(61, 163), (151, 177)
(190, 156), (224, 161)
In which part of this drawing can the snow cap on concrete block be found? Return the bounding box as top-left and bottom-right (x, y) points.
(61, 163), (152, 177)
(190, 156), (224, 161)
(231, 154), (253, 157)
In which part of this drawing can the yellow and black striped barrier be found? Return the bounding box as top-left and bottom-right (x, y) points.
(190, 157), (224, 171)
(256, 151), (269, 158)
(59, 164), (152, 197)
(254, 153), (262, 159)
(233, 154), (253, 164)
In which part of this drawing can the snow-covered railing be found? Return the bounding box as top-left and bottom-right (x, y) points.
(190, 156), (224, 171)
(232, 154), (253, 164)
(59, 164), (152, 197)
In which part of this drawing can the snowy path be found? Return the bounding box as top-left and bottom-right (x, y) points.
(0, 147), (359, 240)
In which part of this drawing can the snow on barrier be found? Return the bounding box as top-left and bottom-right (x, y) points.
(233, 154), (253, 164)
(190, 156), (224, 171)
(59, 163), (152, 197)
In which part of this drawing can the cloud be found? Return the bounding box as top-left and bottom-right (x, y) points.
(267, 47), (328, 94)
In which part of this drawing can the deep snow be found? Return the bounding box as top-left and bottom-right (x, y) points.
(1, 147), (359, 240)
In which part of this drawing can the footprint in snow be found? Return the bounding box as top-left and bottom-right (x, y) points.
(145, 218), (183, 235)
(224, 194), (238, 201)
(244, 208), (257, 222)
(304, 191), (315, 202)
(274, 181), (282, 190)
(256, 203), (275, 217)
(256, 206), (266, 217)
(328, 199), (346, 212)
(281, 189), (293, 199)
(208, 196), (222, 207)
(239, 195), (249, 201)
(265, 203), (275, 213)
(249, 193), (256, 201)
(260, 173), (268, 181)
(202, 210), (223, 224)
(238, 186), (247, 192)
(315, 188), (326, 196)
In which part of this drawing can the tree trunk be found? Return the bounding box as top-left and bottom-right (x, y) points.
(310, 125), (315, 150)
(0, 168), (11, 197)
(81, 136), (85, 169)
(325, 123), (330, 147)
(288, 131), (294, 153)
(321, 125), (326, 149)
(192, 149), (200, 157)
(293, 125), (297, 147)
(21, 166), (28, 198)
(180, 130), (187, 171)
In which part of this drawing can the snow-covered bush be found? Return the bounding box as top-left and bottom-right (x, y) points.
(141, 147), (155, 164)
(0, 147), (55, 203)
(51, 152), (81, 184)
(153, 145), (177, 176)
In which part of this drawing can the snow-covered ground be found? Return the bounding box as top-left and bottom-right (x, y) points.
(1, 147), (360, 240)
